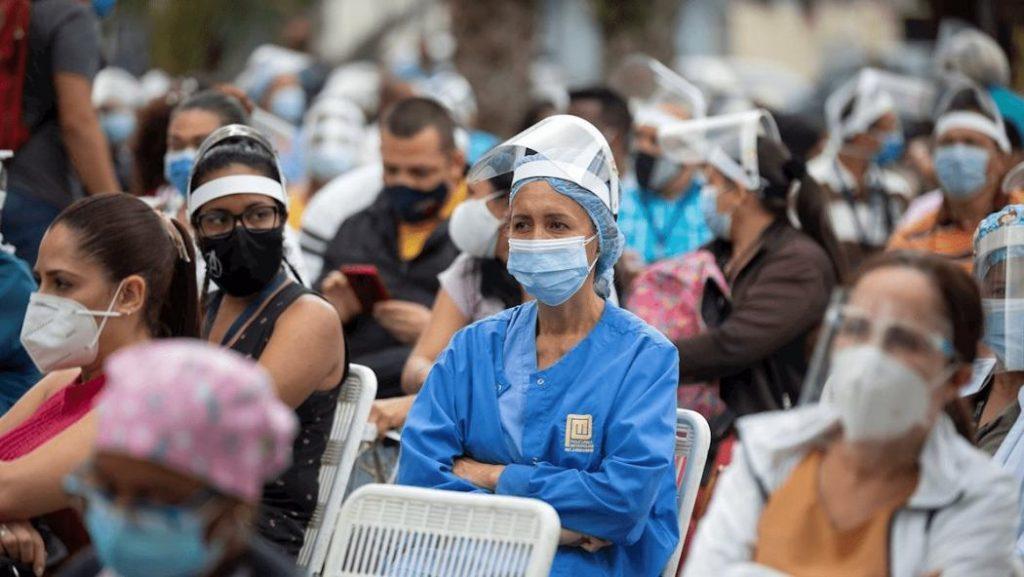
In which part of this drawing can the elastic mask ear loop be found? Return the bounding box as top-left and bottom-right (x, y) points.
(89, 281), (127, 348)
(584, 234), (599, 273)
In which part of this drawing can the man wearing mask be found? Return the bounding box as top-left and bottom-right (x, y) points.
(318, 97), (465, 398)
(889, 82), (1018, 271)
(810, 69), (916, 269)
(0, 0), (120, 265)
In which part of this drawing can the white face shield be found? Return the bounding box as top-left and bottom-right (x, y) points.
(467, 114), (620, 216)
(92, 67), (143, 110)
(657, 109), (781, 191)
(799, 291), (956, 408)
(825, 68), (936, 145)
(933, 77), (1011, 153)
(976, 207), (1024, 372)
(1004, 162), (1024, 195)
(414, 71), (478, 128)
(611, 54), (707, 128)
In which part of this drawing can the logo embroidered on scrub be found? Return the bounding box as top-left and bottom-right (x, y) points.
(564, 414), (594, 453)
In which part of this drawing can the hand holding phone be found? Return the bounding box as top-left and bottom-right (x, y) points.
(339, 265), (391, 312)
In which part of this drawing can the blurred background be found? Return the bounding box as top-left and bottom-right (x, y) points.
(104, 0), (1024, 137)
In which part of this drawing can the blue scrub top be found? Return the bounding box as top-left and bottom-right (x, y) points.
(399, 301), (680, 576)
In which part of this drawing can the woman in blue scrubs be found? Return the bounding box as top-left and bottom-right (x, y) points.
(398, 115), (680, 577)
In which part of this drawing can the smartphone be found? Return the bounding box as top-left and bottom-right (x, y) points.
(340, 264), (391, 311)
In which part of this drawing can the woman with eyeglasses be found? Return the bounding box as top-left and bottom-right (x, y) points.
(60, 340), (299, 577)
(188, 125), (346, 557)
(685, 251), (1020, 577)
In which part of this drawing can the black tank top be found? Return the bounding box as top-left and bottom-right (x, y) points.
(207, 280), (346, 557)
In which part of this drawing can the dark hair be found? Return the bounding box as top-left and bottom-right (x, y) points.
(568, 86), (633, 142)
(130, 97), (174, 195)
(382, 97), (457, 152)
(756, 137), (848, 283)
(51, 194), (199, 339)
(190, 136), (281, 193)
(476, 258), (522, 310)
(855, 250), (981, 439)
(943, 89), (990, 118)
(519, 100), (558, 132)
(172, 90), (249, 126)
(773, 111), (824, 160)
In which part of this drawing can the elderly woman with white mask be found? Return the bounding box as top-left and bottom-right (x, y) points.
(398, 115), (679, 576)
(686, 250), (1021, 577)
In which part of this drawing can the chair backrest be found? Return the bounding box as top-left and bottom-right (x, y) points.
(299, 364), (378, 576)
(663, 408), (711, 577)
(322, 484), (561, 577)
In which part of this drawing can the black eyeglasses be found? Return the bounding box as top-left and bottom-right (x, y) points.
(196, 205), (281, 239)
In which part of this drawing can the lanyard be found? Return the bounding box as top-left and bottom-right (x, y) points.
(639, 187), (691, 259)
(204, 269), (288, 346)
(834, 160), (892, 247)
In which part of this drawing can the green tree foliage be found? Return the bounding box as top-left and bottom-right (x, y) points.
(119, 0), (316, 77)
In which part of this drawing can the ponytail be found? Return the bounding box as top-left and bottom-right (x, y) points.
(160, 218), (200, 338)
(756, 137), (849, 283)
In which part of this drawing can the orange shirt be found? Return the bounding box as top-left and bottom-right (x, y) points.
(887, 191), (1024, 273)
(753, 450), (916, 577)
(397, 181), (468, 262)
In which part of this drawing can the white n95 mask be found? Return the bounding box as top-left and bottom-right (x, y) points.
(19, 286), (124, 373)
(448, 194), (503, 259)
(823, 345), (935, 442)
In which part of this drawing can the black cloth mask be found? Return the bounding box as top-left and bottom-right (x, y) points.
(199, 226), (284, 297)
(384, 182), (450, 223)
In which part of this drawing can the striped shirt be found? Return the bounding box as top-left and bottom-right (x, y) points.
(887, 190), (1024, 272)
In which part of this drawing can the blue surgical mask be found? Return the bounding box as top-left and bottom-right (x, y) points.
(270, 85), (307, 126)
(934, 143), (990, 200)
(507, 235), (597, 306)
(164, 148), (197, 197)
(92, 0), (116, 18)
(873, 132), (905, 167)
(699, 184), (732, 240)
(983, 298), (1024, 372)
(307, 145), (356, 183)
(85, 492), (223, 577)
(101, 111), (136, 146)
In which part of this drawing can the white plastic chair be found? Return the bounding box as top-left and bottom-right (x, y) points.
(663, 409), (711, 577)
(322, 484), (561, 577)
(298, 364), (378, 576)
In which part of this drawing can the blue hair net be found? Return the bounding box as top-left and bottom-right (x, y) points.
(509, 159), (624, 299)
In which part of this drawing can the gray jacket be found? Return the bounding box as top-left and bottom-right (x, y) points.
(684, 405), (1023, 577)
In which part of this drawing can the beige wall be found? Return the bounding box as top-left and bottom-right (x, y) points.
(729, 0), (903, 80)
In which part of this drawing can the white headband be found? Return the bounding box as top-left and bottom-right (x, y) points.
(935, 111), (1011, 153)
(188, 175), (289, 218)
(512, 159), (616, 216)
